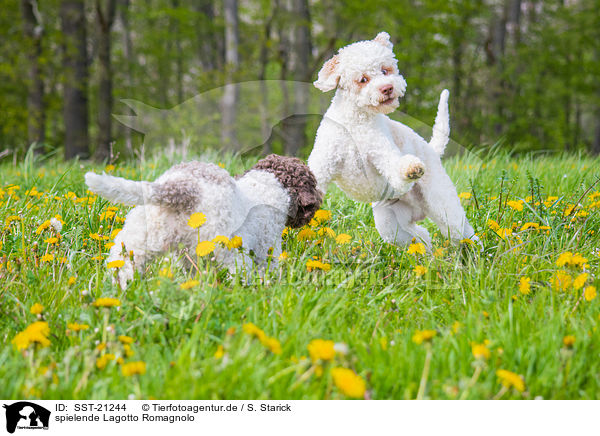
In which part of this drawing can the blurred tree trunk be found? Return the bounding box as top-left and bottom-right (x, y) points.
(95, 0), (117, 162)
(260, 2), (276, 155)
(61, 0), (90, 160)
(21, 0), (45, 151)
(119, 0), (133, 154)
(593, 109), (600, 155)
(282, 0), (311, 156)
(171, 0), (183, 103)
(486, 1), (508, 137)
(221, 0), (239, 149)
(195, 0), (217, 71)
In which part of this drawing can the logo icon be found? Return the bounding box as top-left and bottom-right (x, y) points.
(3, 402), (50, 434)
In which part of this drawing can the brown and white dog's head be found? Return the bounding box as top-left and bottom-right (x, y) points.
(250, 154), (322, 228)
(314, 32), (406, 115)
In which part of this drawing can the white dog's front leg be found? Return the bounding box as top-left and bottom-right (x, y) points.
(368, 141), (425, 196)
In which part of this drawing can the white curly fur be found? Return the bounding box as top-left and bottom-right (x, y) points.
(308, 31), (478, 248)
(85, 162), (290, 287)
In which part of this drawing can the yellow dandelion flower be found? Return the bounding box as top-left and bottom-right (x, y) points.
(44, 237), (59, 244)
(96, 353), (116, 370)
(104, 242), (115, 249)
(306, 259), (331, 272)
(487, 219), (500, 230)
(212, 235), (230, 245)
(318, 227), (336, 238)
(278, 251), (289, 261)
(196, 240), (215, 257)
(214, 345), (224, 359)
(407, 243), (426, 255)
(458, 192), (471, 199)
(93, 297), (121, 308)
(262, 337), (282, 355)
(227, 236), (243, 249)
(67, 323), (89, 332)
(434, 248), (444, 257)
(551, 271), (572, 291)
(569, 253), (588, 268)
(573, 273), (588, 290)
(30, 303), (44, 315)
(313, 209), (332, 223)
(123, 344), (134, 357)
(242, 323), (266, 342)
(35, 220), (51, 234)
(121, 361), (146, 376)
(89, 233), (102, 241)
(331, 367), (366, 399)
(307, 339), (335, 362)
(471, 343), (491, 360)
(519, 277), (531, 295)
(180, 279), (200, 290)
(12, 321), (51, 350)
(412, 329), (436, 345)
(496, 369), (525, 392)
(414, 265), (427, 277)
(187, 212), (207, 229)
(110, 228), (122, 239)
(507, 200), (524, 211)
(556, 252), (572, 267)
(107, 260), (125, 269)
(41, 254), (54, 262)
(520, 222), (539, 231)
(105, 164), (115, 172)
(118, 335), (134, 344)
(495, 228), (512, 240)
(335, 233), (351, 244)
(562, 335), (576, 348)
(584, 286), (597, 302)
(297, 228), (316, 241)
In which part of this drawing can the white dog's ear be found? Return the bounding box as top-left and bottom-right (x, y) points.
(373, 32), (393, 50)
(314, 55), (340, 92)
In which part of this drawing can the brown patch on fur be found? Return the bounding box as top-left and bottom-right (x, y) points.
(151, 162), (233, 212)
(250, 154), (322, 228)
(323, 55), (339, 76)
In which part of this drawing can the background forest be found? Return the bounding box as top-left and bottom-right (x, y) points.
(1, 0), (600, 161)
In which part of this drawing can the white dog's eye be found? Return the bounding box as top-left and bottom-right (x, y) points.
(382, 68), (388, 75)
(359, 76), (369, 84)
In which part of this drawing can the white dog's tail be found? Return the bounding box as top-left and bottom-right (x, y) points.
(85, 172), (153, 206)
(429, 89), (450, 157)
(85, 171), (204, 212)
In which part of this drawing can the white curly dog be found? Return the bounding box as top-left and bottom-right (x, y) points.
(308, 31), (478, 249)
(85, 155), (322, 287)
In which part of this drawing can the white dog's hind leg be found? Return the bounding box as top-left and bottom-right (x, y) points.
(372, 201), (432, 248)
(420, 170), (476, 244)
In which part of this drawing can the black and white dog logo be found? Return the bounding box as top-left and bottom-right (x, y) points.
(3, 402), (50, 434)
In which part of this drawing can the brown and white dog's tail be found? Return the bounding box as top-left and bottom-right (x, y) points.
(429, 89), (450, 157)
(85, 172), (202, 212)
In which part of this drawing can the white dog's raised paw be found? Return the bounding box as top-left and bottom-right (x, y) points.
(405, 161), (425, 180)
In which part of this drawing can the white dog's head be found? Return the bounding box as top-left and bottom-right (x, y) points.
(314, 32), (406, 114)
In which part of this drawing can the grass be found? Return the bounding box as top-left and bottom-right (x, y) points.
(1, 149), (600, 399)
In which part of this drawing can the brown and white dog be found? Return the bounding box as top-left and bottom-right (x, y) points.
(86, 154), (322, 286)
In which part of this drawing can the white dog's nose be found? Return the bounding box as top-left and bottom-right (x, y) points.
(380, 84), (393, 96)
